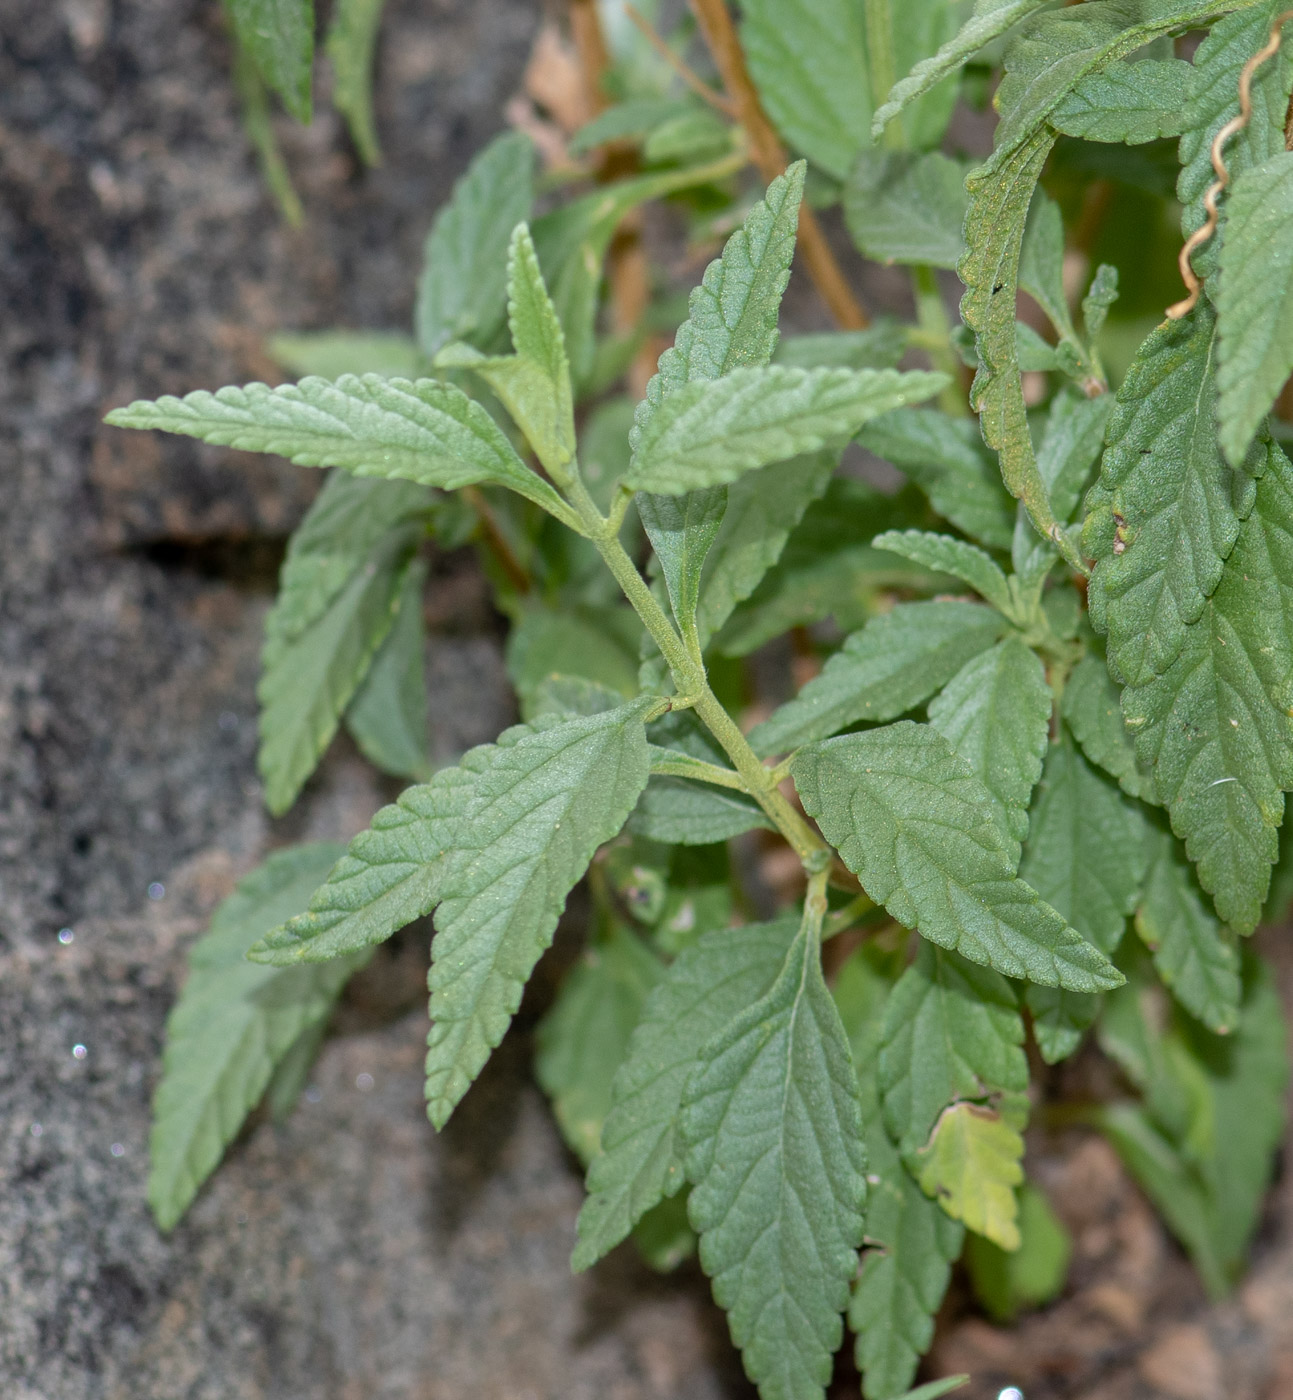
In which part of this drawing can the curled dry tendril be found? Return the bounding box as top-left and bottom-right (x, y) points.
(1166, 8), (1293, 319)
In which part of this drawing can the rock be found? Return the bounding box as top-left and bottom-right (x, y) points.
(1138, 1324), (1224, 1400)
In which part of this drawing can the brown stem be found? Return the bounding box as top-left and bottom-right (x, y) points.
(687, 0), (868, 328)
(461, 486), (530, 595)
(569, 0), (612, 115)
(624, 3), (735, 115)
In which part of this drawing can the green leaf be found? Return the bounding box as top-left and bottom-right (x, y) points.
(628, 776), (774, 845)
(774, 324), (908, 371)
(1177, 2), (1293, 282)
(844, 151), (969, 272)
(928, 636), (1053, 846)
(105, 372), (570, 517)
(257, 472), (430, 813)
(1050, 57), (1193, 143)
(325, 0), (385, 164)
(627, 365), (945, 495)
(794, 722), (1123, 991)
(913, 1101), (1025, 1250)
(1017, 189), (1074, 343)
(1060, 651), (1155, 802)
(269, 330), (422, 379)
(148, 844), (362, 1229)
(568, 97), (694, 156)
(415, 131), (535, 356)
(437, 223), (577, 480)
(1216, 151), (1293, 467)
(506, 604), (642, 716)
(750, 602), (1007, 756)
(531, 674), (627, 720)
(859, 408), (1016, 553)
(643, 108), (734, 165)
(535, 922), (664, 1166)
(426, 702), (653, 1127)
(1081, 262), (1120, 341)
(871, 0), (1052, 140)
(1136, 823), (1240, 1034)
(879, 942), (1028, 1160)
(872, 530), (1013, 616)
(1099, 442), (1293, 932)
(638, 490), (727, 636)
(573, 917), (797, 1270)
(227, 0), (314, 123)
(964, 1181), (1072, 1321)
(344, 557), (431, 781)
(681, 919), (866, 1400)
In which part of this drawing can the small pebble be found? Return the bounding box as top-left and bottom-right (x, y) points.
(110, 1143), (124, 1157)
(355, 1073), (374, 1091)
(30, 1123), (42, 1138)
(147, 882), (165, 901)
(57, 928), (74, 945)
(72, 1044), (87, 1060)
(304, 1085), (322, 1104)
(217, 710), (239, 731)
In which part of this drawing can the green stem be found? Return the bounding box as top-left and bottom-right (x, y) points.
(822, 892), (878, 941)
(566, 474), (830, 869)
(863, 0), (898, 148)
(911, 264), (965, 417)
(648, 756), (748, 790)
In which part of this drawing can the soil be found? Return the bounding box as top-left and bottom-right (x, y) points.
(2, 1), (1292, 1397)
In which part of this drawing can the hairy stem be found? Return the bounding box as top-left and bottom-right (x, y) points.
(911, 265), (967, 416)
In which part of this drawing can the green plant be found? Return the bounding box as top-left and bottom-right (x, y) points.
(109, 1), (1293, 1395)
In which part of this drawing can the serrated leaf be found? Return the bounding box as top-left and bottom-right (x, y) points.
(1104, 446), (1293, 932)
(774, 323), (909, 372)
(105, 372), (569, 516)
(415, 131), (535, 356)
(437, 223), (576, 479)
(573, 917), (797, 1270)
(794, 722), (1123, 991)
(929, 636), (1052, 846)
(871, 0), (1052, 140)
(531, 674), (626, 719)
(325, 0), (385, 164)
(879, 942), (1028, 1160)
(628, 776), (774, 845)
(873, 530), (1013, 615)
(1177, 2), (1293, 281)
(859, 409), (1016, 553)
(626, 366), (945, 496)
(750, 601), (1007, 756)
(1050, 57), (1193, 143)
(535, 922), (664, 1166)
(638, 490), (727, 635)
(963, 1180), (1072, 1320)
(845, 150), (969, 272)
(345, 556), (431, 781)
(1137, 823), (1240, 1034)
(506, 603), (641, 716)
(1061, 651), (1155, 801)
(913, 1102), (1024, 1250)
(228, 0), (314, 123)
(1216, 151), (1293, 467)
(257, 477), (426, 813)
(149, 844), (362, 1229)
(425, 702), (653, 1127)
(681, 920), (866, 1400)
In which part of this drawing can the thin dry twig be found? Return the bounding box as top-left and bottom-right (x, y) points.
(687, 0), (869, 329)
(622, 2), (735, 116)
(1167, 8), (1293, 319)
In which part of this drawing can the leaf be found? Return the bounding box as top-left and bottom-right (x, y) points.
(535, 922), (664, 1166)
(963, 1181), (1072, 1321)
(1050, 57), (1193, 143)
(1216, 151), (1293, 467)
(626, 365), (946, 496)
(928, 636), (1053, 846)
(269, 330), (423, 379)
(872, 530), (1013, 616)
(794, 722), (1123, 991)
(1177, 2), (1293, 282)
(1105, 447), (1293, 932)
(750, 601), (1007, 756)
(738, 0), (871, 180)
(325, 0), (385, 164)
(506, 604), (642, 715)
(633, 164), (806, 635)
(878, 942), (1028, 1161)
(257, 475), (428, 814)
(628, 776), (774, 845)
(1017, 189), (1073, 343)
(890, 1383), (969, 1400)
(227, 0), (314, 123)
(568, 97), (694, 155)
(681, 920), (866, 1400)
(913, 1102), (1025, 1250)
(774, 324), (909, 371)
(425, 702), (653, 1127)
(1136, 823), (1241, 1034)
(844, 151), (969, 272)
(345, 556), (431, 781)
(1060, 651), (1154, 801)
(573, 917), (797, 1270)
(871, 0), (1053, 140)
(148, 844), (363, 1229)
(105, 372), (570, 517)
(437, 223), (577, 480)
(415, 131), (535, 356)
(859, 408), (1016, 553)
(1020, 734), (1149, 1061)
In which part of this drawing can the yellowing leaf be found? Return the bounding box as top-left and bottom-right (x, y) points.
(914, 1102), (1024, 1250)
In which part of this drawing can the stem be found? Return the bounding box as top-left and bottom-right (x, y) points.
(566, 474), (831, 868)
(801, 866), (831, 945)
(649, 756), (747, 790)
(822, 892), (877, 941)
(623, 2), (735, 116)
(862, 0), (897, 146)
(911, 265), (967, 416)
